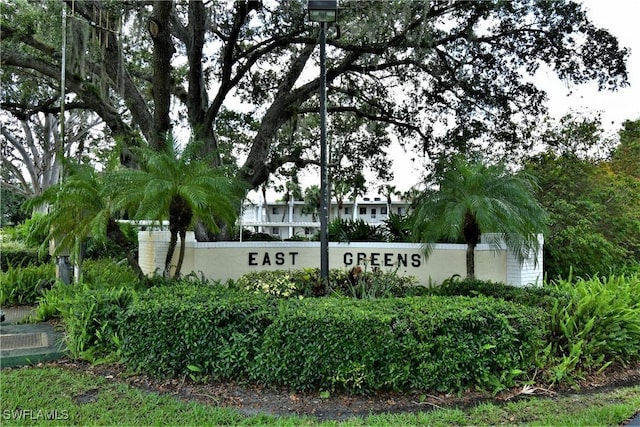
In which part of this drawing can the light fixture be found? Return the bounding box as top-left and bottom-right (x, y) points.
(307, 0), (338, 23)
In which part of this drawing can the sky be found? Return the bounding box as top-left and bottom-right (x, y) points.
(545, 0), (640, 132)
(256, 0), (640, 200)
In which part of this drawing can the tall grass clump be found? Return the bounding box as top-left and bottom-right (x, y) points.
(545, 274), (640, 383)
(35, 260), (146, 362)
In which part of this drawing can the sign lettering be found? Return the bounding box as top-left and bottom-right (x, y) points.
(248, 251), (299, 266)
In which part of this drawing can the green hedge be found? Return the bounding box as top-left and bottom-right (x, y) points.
(252, 296), (546, 393)
(0, 247), (50, 272)
(433, 277), (571, 311)
(119, 287), (546, 394)
(119, 284), (277, 379)
(429, 276), (640, 382)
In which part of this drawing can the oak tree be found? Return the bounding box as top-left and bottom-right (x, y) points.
(1, 0), (629, 197)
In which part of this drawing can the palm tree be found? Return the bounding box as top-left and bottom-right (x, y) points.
(378, 184), (400, 217)
(113, 139), (245, 278)
(302, 185), (321, 222)
(25, 162), (145, 281)
(280, 180), (302, 221)
(332, 180), (351, 219)
(412, 155), (548, 279)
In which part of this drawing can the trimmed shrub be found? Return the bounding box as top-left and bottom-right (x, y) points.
(0, 263), (55, 306)
(251, 296), (546, 393)
(119, 283), (277, 379)
(0, 247), (50, 271)
(433, 277), (571, 312)
(431, 276), (640, 383)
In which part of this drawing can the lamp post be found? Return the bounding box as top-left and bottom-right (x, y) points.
(307, 0), (337, 283)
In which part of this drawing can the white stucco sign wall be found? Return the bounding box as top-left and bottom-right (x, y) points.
(138, 231), (543, 286)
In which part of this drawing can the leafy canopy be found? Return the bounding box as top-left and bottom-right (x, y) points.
(1, 0), (630, 192)
(523, 120), (640, 278)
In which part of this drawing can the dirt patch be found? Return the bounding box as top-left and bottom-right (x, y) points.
(73, 388), (100, 405)
(45, 358), (640, 422)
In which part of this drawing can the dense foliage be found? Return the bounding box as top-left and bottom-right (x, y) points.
(545, 274), (640, 383)
(117, 282), (545, 394)
(0, 262), (55, 306)
(524, 120), (640, 278)
(5, 254), (639, 394)
(120, 284), (277, 379)
(328, 218), (386, 242)
(234, 268), (417, 299)
(253, 295), (545, 393)
(430, 275), (640, 384)
(433, 276), (570, 313)
(34, 260), (147, 361)
(0, 246), (49, 272)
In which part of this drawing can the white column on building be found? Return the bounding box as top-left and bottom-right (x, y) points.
(288, 198), (294, 238)
(352, 198), (358, 220)
(257, 200), (263, 233)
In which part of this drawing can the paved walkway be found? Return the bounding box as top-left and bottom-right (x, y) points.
(0, 306), (65, 368)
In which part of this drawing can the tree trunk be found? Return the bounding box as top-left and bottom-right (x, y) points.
(466, 241), (476, 280)
(106, 218), (145, 280)
(149, 1), (175, 151)
(164, 230), (178, 278)
(262, 185), (271, 222)
(174, 229), (186, 279)
(238, 44), (317, 189)
(463, 212), (480, 279)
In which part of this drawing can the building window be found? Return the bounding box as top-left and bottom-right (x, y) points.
(344, 207), (351, 215)
(272, 227), (280, 235)
(272, 207), (279, 215)
(381, 206), (388, 215)
(371, 208), (377, 218)
(397, 207), (405, 215)
(359, 207), (367, 215)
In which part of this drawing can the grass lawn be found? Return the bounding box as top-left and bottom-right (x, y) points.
(1, 365), (638, 426)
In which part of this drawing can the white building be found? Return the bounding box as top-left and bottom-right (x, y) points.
(240, 195), (411, 240)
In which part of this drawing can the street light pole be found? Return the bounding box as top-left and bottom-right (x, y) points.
(319, 21), (329, 283)
(307, 0), (337, 283)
